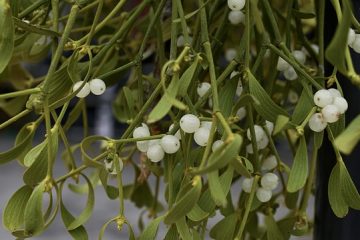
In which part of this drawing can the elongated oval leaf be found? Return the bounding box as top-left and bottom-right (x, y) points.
(24, 182), (46, 236)
(208, 166), (234, 207)
(265, 214), (284, 240)
(0, 0), (14, 73)
(340, 161), (360, 210)
(178, 56), (199, 96)
(209, 213), (237, 240)
(138, 216), (164, 240)
(3, 185), (33, 232)
(287, 136), (308, 192)
(175, 217), (192, 240)
(328, 162), (348, 217)
(335, 115), (360, 154)
(186, 204), (209, 222)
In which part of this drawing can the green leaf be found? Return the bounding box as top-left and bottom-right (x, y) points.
(328, 162), (348, 217)
(335, 115), (360, 154)
(293, 10), (316, 19)
(3, 185), (33, 232)
(209, 213), (237, 240)
(219, 75), (238, 118)
(175, 217), (192, 240)
(164, 176), (202, 224)
(248, 71), (288, 122)
(67, 174), (95, 230)
(0, 122), (35, 164)
(24, 140), (47, 167)
(313, 131), (324, 150)
(24, 182), (46, 236)
(325, 0), (352, 73)
(265, 214), (284, 240)
(0, 0), (14, 73)
(164, 225), (178, 240)
(192, 134), (242, 174)
(287, 136), (308, 193)
(138, 216), (164, 240)
(340, 161), (360, 210)
(148, 74), (183, 123)
(273, 115), (290, 135)
(208, 166), (234, 207)
(231, 156), (252, 178)
(285, 191), (299, 210)
(178, 56), (200, 96)
(186, 204), (209, 222)
(329, 114), (345, 138)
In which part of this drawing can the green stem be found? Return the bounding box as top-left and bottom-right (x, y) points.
(203, 42), (220, 111)
(114, 154), (124, 215)
(0, 88), (41, 99)
(85, 0), (104, 46)
(199, 117), (217, 168)
(0, 109), (31, 130)
(247, 104), (260, 172)
(174, 0), (191, 45)
(244, 0), (251, 67)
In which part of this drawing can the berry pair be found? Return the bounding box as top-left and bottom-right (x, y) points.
(73, 78), (106, 98)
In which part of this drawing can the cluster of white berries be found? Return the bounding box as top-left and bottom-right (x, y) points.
(241, 172), (279, 202)
(246, 121), (274, 154)
(72, 78), (106, 98)
(133, 123), (181, 163)
(347, 28), (360, 53)
(227, 0), (245, 25)
(309, 88), (348, 132)
(277, 50), (306, 81)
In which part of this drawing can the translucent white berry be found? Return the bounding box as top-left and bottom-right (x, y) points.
(257, 135), (269, 150)
(246, 144), (253, 154)
(212, 140), (224, 152)
(194, 127), (210, 146)
(321, 105), (340, 123)
(227, 0), (245, 11)
(328, 88), (342, 99)
(169, 124), (181, 139)
(277, 57), (290, 71)
(313, 89), (333, 107)
(261, 155), (277, 171)
(73, 81), (90, 98)
(136, 141), (149, 152)
(180, 114), (200, 133)
(89, 78), (106, 95)
(261, 173), (279, 190)
(333, 97), (348, 114)
(177, 35), (185, 47)
(265, 121), (274, 134)
(241, 177), (255, 193)
(197, 82), (211, 97)
(236, 80), (243, 96)
(133, 124), (150, 138)
(256, 187), (272, 202)
(284, 66), (298, 81)
(148, 139), (160, 146)
(247, 125), (265, 141)
(225, 48), (237, 61)
(228, 10), (245, 25)
(292, 50), (306, 64)
(146, 144), (164, 162)
(161, 135), (180, 154)
(104, 158), (123, 175)
(348, 28), (356, 46)
(288, 90), (299, 104)
(230, 71), (240, 79)
(311, 44), (319, 55)
(236, 107), (247, 120)
(351, 34), (360, 53)
(200, 121), (212, 130)
(308, 113), (327, 132)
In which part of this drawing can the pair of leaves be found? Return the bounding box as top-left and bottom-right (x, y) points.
(328, 161), (360, 217)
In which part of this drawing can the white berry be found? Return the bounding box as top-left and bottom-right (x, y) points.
(228, 10), (245, 25)
(333, 97), (348, 114)
(227, 0), (245, 11)
(104, 158), (123, 175)
(277, 57), (290, 71)
(194, 127), (210, 146)
(236, 107), (247, 120)
(292, 50), (306, 64)
(161, 135), (180, 154)
(133, 124), (150, 138)
(284, 66), (298, 81)
(257, 135), (269, 150)
(197, 82), (211, 97)
(313, 89), (333, 107)
(241, 177), (255, 193)
(288, 90), (299, 104)
(177, 35), (185, 47)
(200, 121), (212, 130)
(308, 113), (327, 132)
(311, 44), (319, 55)
(180, 114), (200, 133)
(169, 124), (181, 139)
(225, 48), (237, 61)
(321, 105), (340, 123)
(146, 144), (164, 162)
(262, 155), (277, 171)
(212, 140), (224, 152)
(246, 125), (265, 141)
(265, 121), (274, 134)
(89, 78), (106, 95)
(328, 88), (342, 99)
(348, 28), (356, 46)
(236, 80), (243, 96)
(261, 173), (279, 190)
(230, 71), (240, 79)
(256, 187), (272, 202)
(246, 144), (253, 154)
(136, 141), (149, 152)
(73, 81), (90, 98)
(351, 34), (360, 53)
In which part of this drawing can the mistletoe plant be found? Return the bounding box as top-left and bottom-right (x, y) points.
(1, 0), (360, 239)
